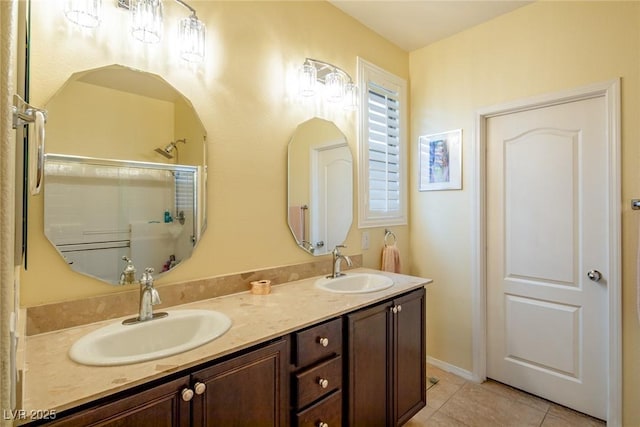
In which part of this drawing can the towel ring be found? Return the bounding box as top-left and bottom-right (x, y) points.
(384, 229), (397, 246)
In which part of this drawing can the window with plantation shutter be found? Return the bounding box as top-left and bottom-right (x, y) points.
(174, 170), (195, 236)
(357, 58), (407, 228)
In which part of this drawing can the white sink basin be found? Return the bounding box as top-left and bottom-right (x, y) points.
(69, 309), (232, 366)
(315, 273), (394, 294)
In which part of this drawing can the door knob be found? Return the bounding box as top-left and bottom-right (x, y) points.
(587, 270), (602, 282)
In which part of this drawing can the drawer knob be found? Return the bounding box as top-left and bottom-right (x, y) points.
(318, 378), (329, 388)
(181, 388), (194, 402)
(318, 337), (329, 347)
(317, 423), (328, 427)
(194, 382), (206, 395)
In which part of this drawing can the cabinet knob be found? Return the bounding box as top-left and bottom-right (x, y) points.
(317, 378), (329, 389)
(317, 422), (328, 427)
(397, 305), (402, 312)
(391, 306), (398, 314)
(318, 337), (329, 347)
(181, 388), (194, 402)
(194, 382), (206, 395)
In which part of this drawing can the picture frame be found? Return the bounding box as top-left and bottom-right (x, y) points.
(418, 129), (462, 191)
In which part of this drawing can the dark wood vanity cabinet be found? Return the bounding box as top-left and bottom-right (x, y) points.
(45, 339), (289, 427)
(291, 318), (343, 427)
(191, 339), (289, 427)
(47, 376), (192, 427)
(346, 287), (426, 427)
(37, 285), (426, 427)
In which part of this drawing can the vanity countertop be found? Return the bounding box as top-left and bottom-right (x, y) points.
(20, 268), (432, 416)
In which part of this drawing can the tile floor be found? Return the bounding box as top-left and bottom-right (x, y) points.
(407, 364), (606, 427)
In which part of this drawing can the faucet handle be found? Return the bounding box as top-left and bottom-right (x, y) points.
(140, 267), (155, 286)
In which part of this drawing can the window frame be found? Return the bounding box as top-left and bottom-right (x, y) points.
(357, 57), (408, 228)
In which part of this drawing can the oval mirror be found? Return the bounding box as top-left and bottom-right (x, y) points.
(43, 64), (207, 285)
(287, 118), (353, 255)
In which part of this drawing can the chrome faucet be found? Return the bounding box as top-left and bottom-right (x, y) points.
(328, 245), (353, 278)
(123, 267), (167, 325)
(119, 256), (137, 285)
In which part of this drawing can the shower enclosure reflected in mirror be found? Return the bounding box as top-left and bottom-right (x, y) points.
(43, 64), (207, 285)
(287, 118), (353, 256)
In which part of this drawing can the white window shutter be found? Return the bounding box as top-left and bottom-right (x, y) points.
(358, 58), (407, 228)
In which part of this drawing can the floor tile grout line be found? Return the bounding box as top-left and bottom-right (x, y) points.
(429, 378), (469, 423)
(482, 378), (553, 415)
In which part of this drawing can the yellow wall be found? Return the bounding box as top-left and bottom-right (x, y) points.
(46, 81), (175, 160)
(22, 0), (409, 305)
(409, 1), (640, 424)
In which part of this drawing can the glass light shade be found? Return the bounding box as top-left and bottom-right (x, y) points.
(180, 15), (206, 63)
(343, 82), (358, 110)
(64, 0), (102, 28)
(299, 62), (317, 97)
(130, 0), (163, 44)
(325, 71), (344, 103)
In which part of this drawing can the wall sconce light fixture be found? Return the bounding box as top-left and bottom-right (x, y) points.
(64, 0), (102, 28)
(176, 0), (206, 63)
(299, 58), (357, 110)
(129, 0), (164, 44)
(64, 0), (206, 63)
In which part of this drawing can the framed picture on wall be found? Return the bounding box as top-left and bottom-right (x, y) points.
(418, 129), (462, 191)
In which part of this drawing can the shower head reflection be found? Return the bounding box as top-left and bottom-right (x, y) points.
(154, 139), (186, 160)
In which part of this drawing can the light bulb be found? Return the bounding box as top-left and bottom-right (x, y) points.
(180, 15), (206, 63)
(64, 0), (102, 28)
(130, 0), (163, 44)
(344, 81), (358, 110)
(299, 61), (317, 97)
(325, 70), (344, 103)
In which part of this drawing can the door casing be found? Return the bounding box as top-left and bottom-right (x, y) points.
(471, 80), (621, 425)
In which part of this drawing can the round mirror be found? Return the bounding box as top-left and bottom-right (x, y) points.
(43, 65), (207, 285)
(287, 118), (353, 255)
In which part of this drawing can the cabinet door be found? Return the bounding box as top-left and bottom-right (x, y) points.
(393, 288), (426, 426)
(192, 339), (289, 427)
(48, 376), (191, 427)
(346, 301), (391, 427)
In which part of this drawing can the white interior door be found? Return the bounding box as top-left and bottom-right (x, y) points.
(310, 144), (352, 251)
(486, 96), (608, 420)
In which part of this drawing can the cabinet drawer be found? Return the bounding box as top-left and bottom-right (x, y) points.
(295, 390), (342, 427)
(295, 355), (342, 408)
(294, 317), (342, 367)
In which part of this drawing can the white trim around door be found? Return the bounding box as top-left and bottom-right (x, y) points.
(471, 79), (621, 426)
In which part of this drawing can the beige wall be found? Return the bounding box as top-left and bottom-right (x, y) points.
(22, 0), (409, 305)
(46, 81), (175, 160)
(409, 1), (640, 424)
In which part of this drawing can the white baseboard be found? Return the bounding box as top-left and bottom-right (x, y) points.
(426, 356), (475, 382)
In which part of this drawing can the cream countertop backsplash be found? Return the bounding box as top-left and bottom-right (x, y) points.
(20, 269), (431, 417)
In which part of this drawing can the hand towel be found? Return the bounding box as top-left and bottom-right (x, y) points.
(381, 243), (401, 273)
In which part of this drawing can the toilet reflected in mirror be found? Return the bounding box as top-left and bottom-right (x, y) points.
(287, 118), (353, 256)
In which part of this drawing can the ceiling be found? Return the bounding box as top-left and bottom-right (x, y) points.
(329, 1), (533, 52)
